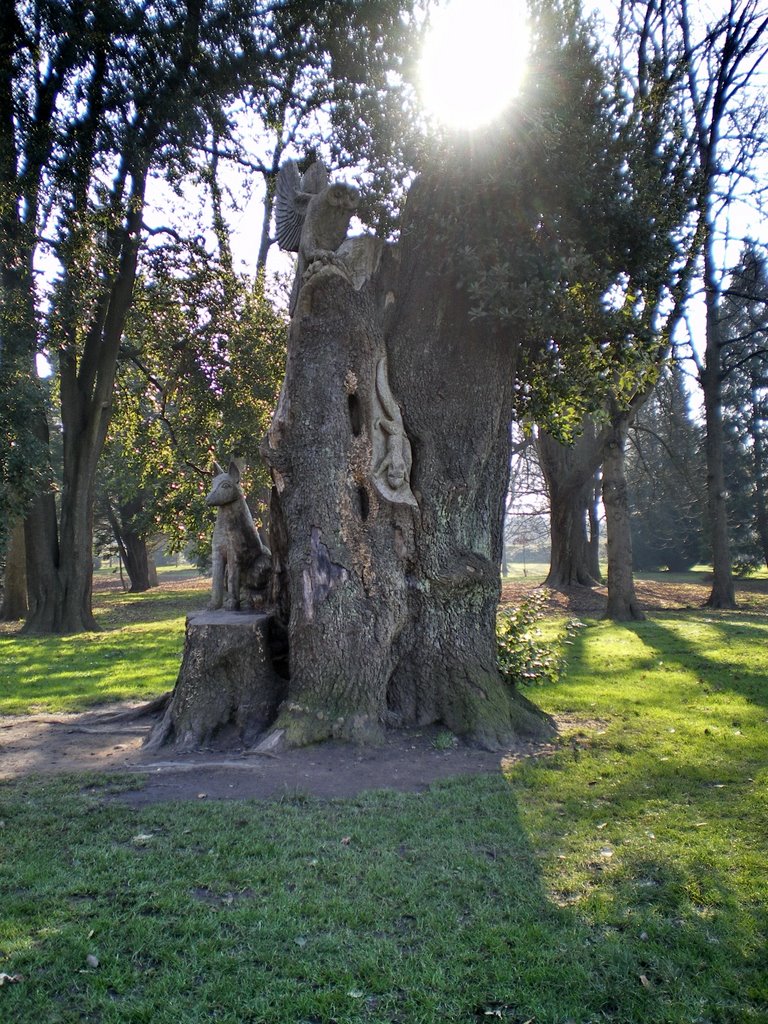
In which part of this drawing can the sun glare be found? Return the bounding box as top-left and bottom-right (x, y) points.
(419, 0), (530, 130)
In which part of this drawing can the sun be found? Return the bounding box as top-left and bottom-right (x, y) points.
(418, 0), (530, 130)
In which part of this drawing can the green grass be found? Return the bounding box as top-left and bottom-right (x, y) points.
(502, 560), (550, 582)
(0, 593), (767, 1022)
(0, 579), (207, 714)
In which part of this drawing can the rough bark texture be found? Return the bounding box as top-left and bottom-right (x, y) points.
(0, 520), (27, 621)
(602, 416), (645, 621)
(263, 261), (414, 745)
(146, 611), (286, 751)
(259, 175), (552, 750)
(538, 426), (602, 589)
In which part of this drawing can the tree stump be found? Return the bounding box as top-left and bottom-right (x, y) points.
(145, 611), (286, 751)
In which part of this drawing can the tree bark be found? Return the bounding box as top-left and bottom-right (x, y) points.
(702, 245), (737, 609)
(146, 611), (286, 751)
(0, 520), (27, 621)
(107, 498), (158, 593)
(259, 176), (553, 750)
(602, 414), (645, 621)
(23, 174), (147, 634)
(537, 425), (602, 589)
(749, 381), (768, 568)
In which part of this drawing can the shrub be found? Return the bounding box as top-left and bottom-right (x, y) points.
(496, 590), (582, 686)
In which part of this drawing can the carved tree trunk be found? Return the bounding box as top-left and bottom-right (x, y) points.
(261, 177), (552, 750)
(1, 520), (28, 621)
(602, 414), (645, 621)
(146, 611), (286, 751)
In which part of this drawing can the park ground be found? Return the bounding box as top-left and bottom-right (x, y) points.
(0, 568), (766, 1022)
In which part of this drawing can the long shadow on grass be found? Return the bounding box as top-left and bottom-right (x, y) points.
(623, 614), (768, 711)
(2, 771), (757, 1024)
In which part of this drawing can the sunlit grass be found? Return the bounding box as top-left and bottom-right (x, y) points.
(0, 576), (208, 714)
(0, 605), (766, 1022)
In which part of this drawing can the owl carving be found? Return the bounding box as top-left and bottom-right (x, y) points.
(275, 160), (359, 314)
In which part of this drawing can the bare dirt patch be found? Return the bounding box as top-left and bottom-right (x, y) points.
(0, 704), (558, 805)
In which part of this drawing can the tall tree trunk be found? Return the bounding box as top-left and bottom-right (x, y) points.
(602, 413), (645, 621)
(750, 382), (768, 568)
(702, 245), (736, 609)
(262, 176), (552, 750)
(538, 425), (602, 588)
(0, 520), (27, 621)
(23, 174), (146, 634)
(106, 499), (158, 593)
(587, 469), (602, 581)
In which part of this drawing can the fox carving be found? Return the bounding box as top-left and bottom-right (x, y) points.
(206, 461), (271, 611)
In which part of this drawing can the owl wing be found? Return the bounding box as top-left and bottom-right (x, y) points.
(275, 160), (305, 253)
(275, 160), (330, 253)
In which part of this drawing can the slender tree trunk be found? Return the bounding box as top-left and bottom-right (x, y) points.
(750, 383), (768, 568)
(256, 173), (276, 276)
(587, 469), (602, 581)
(602, 414), (645, 621)
(0, 520), (28, 621)
(702, 245), (736, 609)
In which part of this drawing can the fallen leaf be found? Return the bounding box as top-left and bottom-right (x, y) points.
(348, 989), (364, 998)
(596, 822), (608, 830)
(131, 833), (154, 845)
(639, 974), (651, 989)
(86, 954), (99, 969)
(87, 929), (95, 939)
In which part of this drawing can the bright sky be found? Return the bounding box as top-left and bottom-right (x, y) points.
(418, 0), (530, 130)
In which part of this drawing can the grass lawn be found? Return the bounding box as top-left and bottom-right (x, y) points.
(0, 587), (766, 1022)
(0, 575), (208, 714)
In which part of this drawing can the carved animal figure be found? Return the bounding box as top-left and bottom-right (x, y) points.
(371, 358), (418, 508)
(206, 461), (272, 611)
(275, 159), (359, 314)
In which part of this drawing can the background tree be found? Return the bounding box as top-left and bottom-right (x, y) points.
(648, 0), (768, 608)
(719, 243), (768, 570)
(1, 0), (421, 634)
(536, 421), (602, 588)
(504, 429), (550, 575)
(513, 0), (701, 618)
(627, 361), (706, 571)
(98, 226), (287, 590)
